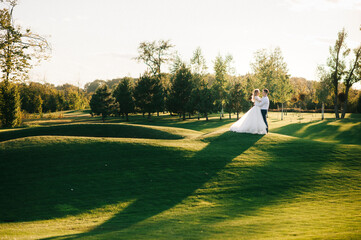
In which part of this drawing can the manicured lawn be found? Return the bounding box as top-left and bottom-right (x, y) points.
(0, 111), (360, 239)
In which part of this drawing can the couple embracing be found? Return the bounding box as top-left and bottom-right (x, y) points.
(230, 88), (269, 135)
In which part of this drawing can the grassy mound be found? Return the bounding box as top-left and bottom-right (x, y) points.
(1, 124), (360, 239)
(0, 123), (196, 142)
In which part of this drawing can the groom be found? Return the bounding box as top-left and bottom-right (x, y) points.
(258, 89), (269, 133)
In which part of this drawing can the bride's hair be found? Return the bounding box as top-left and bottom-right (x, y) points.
(251, 89), (260, 102)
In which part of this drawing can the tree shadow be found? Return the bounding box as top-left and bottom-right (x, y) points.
(30, 131), (261, 239)
(38, 131), (350, 240)
(271, 119), (361, 145)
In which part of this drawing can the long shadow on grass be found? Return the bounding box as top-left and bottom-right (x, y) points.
(40, 131), (352, 239)
(123, 136), (349, 239)
(271, 119), (361, 145)
(0, 131), (262, 237)
(37, 131), (262, 239)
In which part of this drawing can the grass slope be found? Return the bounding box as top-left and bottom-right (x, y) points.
(0, 111), (360, 239)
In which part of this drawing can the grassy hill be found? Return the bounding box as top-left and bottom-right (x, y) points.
(0, 111), (360, 239)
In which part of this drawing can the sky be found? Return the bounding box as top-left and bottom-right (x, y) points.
(11, 0), (361, 88)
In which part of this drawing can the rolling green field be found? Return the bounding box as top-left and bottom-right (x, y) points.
(0, 111), (360, 239)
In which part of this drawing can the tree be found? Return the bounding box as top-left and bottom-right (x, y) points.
(315, 70), (331, 120)
(34, 94), (42, 115)
(113, 78), (134, 121)
(135, 40), (174, 77)
(0, 0), (50, 127)
(251, 47), (291, 120)
(229, 82), (246, 119)
(170, 52), (184, 74)
(0, 79), (19, 127)
(166, 64), (193, 120)
(190, 47), (208, 75)
(0, 0), (50, 83)
(213, 53), (234, 119)
(341, 45), (361, 118)
(357, 93), (361, 113)
(134, 74), (163, 118)
(89, 84), (114, 122)
(325, 28), (349, 119)
(191, 80), (214, 121)
(84, 80), (106, 93)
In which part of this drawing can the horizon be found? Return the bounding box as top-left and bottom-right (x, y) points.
(12, 0), (361, 89)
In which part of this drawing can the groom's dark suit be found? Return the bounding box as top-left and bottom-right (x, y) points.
(259, 96), (269, 133)
(261, 109), (268, 133)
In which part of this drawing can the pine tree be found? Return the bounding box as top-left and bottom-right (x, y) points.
(113, 78), (134, 121)
(89, 84), (114, 122)
(198, 82), (214, 121)
(166, 64), (193, 120)
(134, 74), (164, 118)
(190, 79), (214, 121)
(0, 80), (20, 127)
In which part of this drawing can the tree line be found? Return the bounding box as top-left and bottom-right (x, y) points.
(88, 39), (361, 122)
(0, 0), (360, 128)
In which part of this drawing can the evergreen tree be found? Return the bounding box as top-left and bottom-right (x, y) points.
(113, 78), (134, 121)
(134, 74), (164, 118)
(198, 81), (214, 121)
(0, 80), (20, 127)
(89, 84), (114, 122)
(166, 64), (193, 120)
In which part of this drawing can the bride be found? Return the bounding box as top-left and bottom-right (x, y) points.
(229, 89), (267, 135)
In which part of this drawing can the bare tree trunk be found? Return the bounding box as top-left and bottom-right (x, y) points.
(341, 86), (350, 119)
(197, 112), (200, 120)
(126, 113), (129, 121)
(157, 111), (159, 117)
(334, 85), (339, 119)
(237, 111), (239, 119)
(229, 112), (231, 119)
(206, 113), (208, 121)
(183, 112), (186, 120)
(322, 102), (324, 120)
(148, 112), (151, 119)
(281, 103), (284, 120)
(188, 113), (191, 119)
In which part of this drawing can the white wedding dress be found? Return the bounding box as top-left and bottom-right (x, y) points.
(229, 96), (267, 135)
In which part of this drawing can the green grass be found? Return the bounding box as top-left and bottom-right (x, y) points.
(0, 110), (360, 239)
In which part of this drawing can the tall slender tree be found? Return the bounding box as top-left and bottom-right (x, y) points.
(190, 47), (208, 75)
(326, 28), (349, 119)
(213, 53), (234, 120)
(341, 45), (361, 118)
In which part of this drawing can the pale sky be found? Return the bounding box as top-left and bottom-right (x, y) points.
(13, 0), (361, 88)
